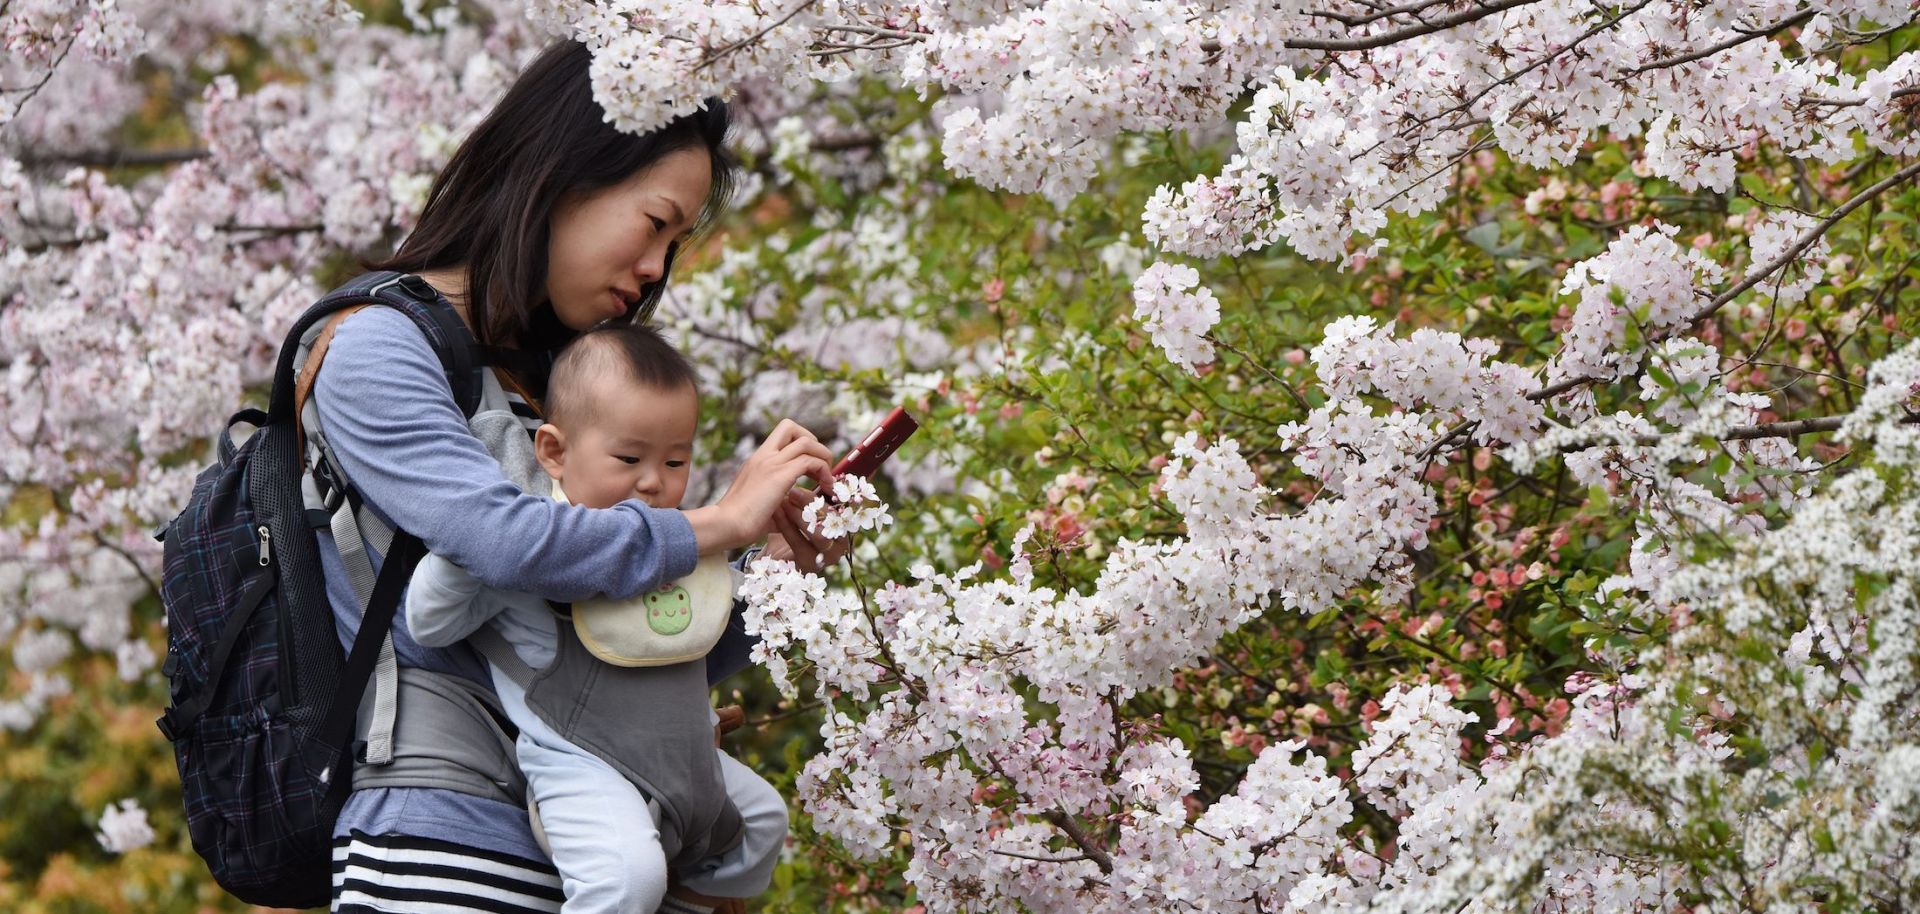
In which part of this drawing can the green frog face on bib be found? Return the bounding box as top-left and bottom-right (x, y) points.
(644, 583), (693, 636)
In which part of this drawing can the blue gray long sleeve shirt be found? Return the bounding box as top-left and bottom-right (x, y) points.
(312, 306), (751, 860)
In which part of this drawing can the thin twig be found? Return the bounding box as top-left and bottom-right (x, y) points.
(1209, 335), (1311, 412)
(1379, 133), (1497, 208)
(746, 699), (825, 728)
(990, 848), (1096, 865)
(0, 34), (75, 118)
(1557, 413), (1916, 454)
(816, 23), (922, 40)
(1348, 0), (1653, 165)
(93, 532), (160, 594)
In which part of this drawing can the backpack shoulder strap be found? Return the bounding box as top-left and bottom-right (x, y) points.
(363, 273), (485, 419)
(272, 272), (483, 432)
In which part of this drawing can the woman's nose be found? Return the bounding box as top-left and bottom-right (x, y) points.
(633, 245), (666, 285)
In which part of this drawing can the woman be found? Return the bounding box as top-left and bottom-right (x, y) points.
(312, 41), (834, 913)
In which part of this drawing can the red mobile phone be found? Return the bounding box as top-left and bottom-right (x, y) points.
(831, 407), (919, 482)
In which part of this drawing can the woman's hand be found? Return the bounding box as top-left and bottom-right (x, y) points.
(761, 486), (852, 573)
(685, 419), (834, 554)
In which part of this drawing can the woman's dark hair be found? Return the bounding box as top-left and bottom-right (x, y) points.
(370, 39), (735, 350)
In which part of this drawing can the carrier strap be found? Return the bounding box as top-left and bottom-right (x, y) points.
(346, 667), (527, 803)
(468, 627), (538, 692)
(318, 529), (423, 780)
(330, 492), (400, 766)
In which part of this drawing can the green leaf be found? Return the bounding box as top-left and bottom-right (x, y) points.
(1464, 222), (1503, 252)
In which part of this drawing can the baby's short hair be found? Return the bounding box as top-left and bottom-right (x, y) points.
(545, 323), (698, 429)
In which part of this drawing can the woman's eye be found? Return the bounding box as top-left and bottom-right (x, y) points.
(649, 215), (667, 231)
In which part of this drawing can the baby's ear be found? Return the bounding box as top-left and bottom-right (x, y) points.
(534, 423), (568, 481)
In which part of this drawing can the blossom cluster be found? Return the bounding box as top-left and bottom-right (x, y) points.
(1129, 260), (1221, 374)
(801, 475), (894, 540)
(94, 798), (156, 854)
(1546, 223), (1728, 408)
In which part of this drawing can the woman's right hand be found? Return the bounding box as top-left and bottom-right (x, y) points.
(686, 419), (834, 554)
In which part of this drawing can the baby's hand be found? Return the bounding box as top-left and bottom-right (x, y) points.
(712, 705), (744, 746)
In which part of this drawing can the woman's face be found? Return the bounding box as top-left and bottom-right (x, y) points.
(546, 146), (713, 331)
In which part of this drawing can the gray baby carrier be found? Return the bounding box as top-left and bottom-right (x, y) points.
(325, 365), (742, 870)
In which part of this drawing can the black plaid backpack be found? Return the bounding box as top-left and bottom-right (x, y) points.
(154, 272), (483, 908)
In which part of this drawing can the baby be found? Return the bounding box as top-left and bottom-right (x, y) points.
(407, 324), (785, 914)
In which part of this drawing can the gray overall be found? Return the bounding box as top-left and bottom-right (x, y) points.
(471, 618), (745, 870)
(312, 358), (742, 872)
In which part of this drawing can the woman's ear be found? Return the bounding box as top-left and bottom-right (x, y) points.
(534, 423), (568, 482)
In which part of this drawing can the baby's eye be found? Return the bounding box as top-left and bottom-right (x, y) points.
(616, 455), (640, 465)
(666, 460), (687, 469)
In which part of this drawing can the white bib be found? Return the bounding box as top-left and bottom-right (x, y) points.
(553, 482), (736, 667)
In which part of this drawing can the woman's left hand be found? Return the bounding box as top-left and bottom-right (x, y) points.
(760, 486), (850, 573)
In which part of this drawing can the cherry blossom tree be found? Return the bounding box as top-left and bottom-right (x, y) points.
(3, 0), (1917, 910)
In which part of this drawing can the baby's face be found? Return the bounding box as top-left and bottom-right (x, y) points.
(556, 381), (698, 510)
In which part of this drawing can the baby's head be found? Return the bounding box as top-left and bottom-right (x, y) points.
(534, 324), (698, 510)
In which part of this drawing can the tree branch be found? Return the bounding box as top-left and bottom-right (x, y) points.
(1799, 84), (1920, 108)
(1284, 0), (1545, 52)
(810, 132), (882, 152)
(1528, 374), (1608, 402)
(1349, 0), (1653, 165)
(16, 222), (323, 255)
(1718, 416), (1846, 441)
(15, 147), (209, 169)
(694, 0), (821, 72)
(1555, 412), (1918, 453)
(817, 23), (922, 41)
(1689, 158), (1920, 325)
(93, 532), (159, 595)
(1519, 160), (1920, 410)
(0, 34), (74, 118)
(991, 848), (1096, 865)
(1044, 809), (1114, 875)
(1309, 0), (1458, 28)
(1625, 8), (1814, 77)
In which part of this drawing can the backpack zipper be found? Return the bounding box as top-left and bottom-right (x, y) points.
(256, 523), (295, 708)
